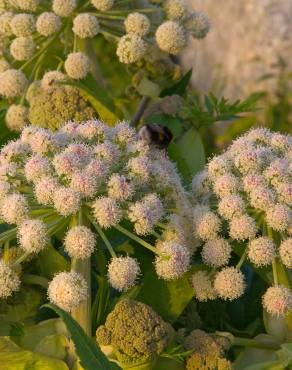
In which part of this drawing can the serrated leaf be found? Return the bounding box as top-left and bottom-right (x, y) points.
(44, 304), (121, 370)
(160, 69), (192, 97)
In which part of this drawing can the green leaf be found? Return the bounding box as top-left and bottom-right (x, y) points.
(0, 337), (69, 370)
(43, 303), (121, 370)
(233, 347), (278, 370)
(136, 76), (161, 98)
(34, 334), (68, 360)
(35, 244), (70, 279)
(136, 268), (193, 322)
(168, 127), (205, 183)
(160, 69), (192, 97)
(144, 114), (183, 137)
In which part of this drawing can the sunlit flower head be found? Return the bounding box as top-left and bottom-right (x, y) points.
(18, 219), (48, 254)
(124, 12), (150, 37)
(201, 238), (231, 267)
(36, 12), (61, 36)
(107, 256), (140, 291)
(247, 237), (276, 267)
(262, 285), (292, 317)
(191, 270), (217, 301)
(279, 239), (292, 268)
(116, 34), (147, 64)
(155, 21), (186, 55)
(64, 225), (96, 259)
(0, 260), (21, 298)
(72, 13), (99, 39)
(214, 267), (245, 301)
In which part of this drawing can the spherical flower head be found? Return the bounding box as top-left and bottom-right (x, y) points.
(34, 175), (58, 205)
(0, 139), (30, 163)
(70, 170), (98, 198)
(279, 239), (292, 268)
(112, 121), (136, 146)
(0, 69), (27, 98)
(108, 173), (133, 201)
(155, 21), (186, 55)
(213, 174), (239, 198)
(48, 271), (87, 312)
(192, 170), (211, 197)
(117, 34), (147, 64)
(36, 12), (61, 36)
(52, 0), (76, 17)
(207, 155), (231, 179)
(0, 260), (20, 298)
(266, 203), (291, 232)
(1, 193), (28, 224)
(92, 196), (121, 228)
(18, 219), (48, 254)
(234, 149), (262, 174)
(91, 0), (114, 11)
(270, 133), (291, 152)
(164, 0), (187, 21)
(0, 12), (13, 36)
(195, 210), (221, 241)
(229, 214), (257, 241)
(5, 104), (29, 132)
(53, 187), (81, 216)
(85, 158), (107, 178)
(72, 13), (99, 39)
(0, 58), (10, 73)
(10, 36), (35, 61)
(202, 238), (231, 268)
(264, 159), (289, 186)
(77, 119), (108, 141)
(65, 52), (91, 80)
(94, 141), (119, 164)
(262, 285), (292, 317)
(214, 267), (246, 301)
(41, 70), (66, 91)
(243, 174), (266, 193)
(248, 237), (276, 267)
(127, 155), (150, 181)
(11, 14), (35, 36)
(246, 128), (271, 145)
(124, 12), (150, 36)
(249, 186), (276, 211)
(275, 183), (292, 206)
(155, 241), (190, 280)
(107, 256), (140, 291)
(185, 11), (210, 39)
(0, 180), (10, 201)
(64, 225), (95, 259)
(218, 194), (245, 220)
(24, 154), (51, 183)
(191, 270), (217, 301)
(29, 128), (54, 154)
(25, 80), (42, 102)
(14, 0), (40, 11)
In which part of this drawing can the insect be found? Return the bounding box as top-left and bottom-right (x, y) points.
(138, 124), (173, 149)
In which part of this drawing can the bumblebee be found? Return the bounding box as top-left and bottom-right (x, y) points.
(138, 124), (173, 149)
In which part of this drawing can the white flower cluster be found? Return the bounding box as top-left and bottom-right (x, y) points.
(0, 120), (192, 305)
(191, 128), (292, 316)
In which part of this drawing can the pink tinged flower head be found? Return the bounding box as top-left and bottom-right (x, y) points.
(243, 174), (266, 193)
(247, 237), (276, 267)
(270, 133), (291, 152)
(24, 154), (51, 182)
(1, 193), (28, 224)
(207, 155), (231, 178)
(191, 270), (217, 302)
(85, 159), (107, 178)
(213, 174), (239, 198)
(107, 256), (140, 291)
(1, 139), (30, 163)
(234, 148), (262, 174)
(214, 267), (246, 301)
(195, 210), (221, 241)
(18, 219), (48, 254)
(61, 121), (80, 138)
(92, 196), (121, 228)
(20, 125), (39, 144)
(275, 183), (292, 206)
(155, 241), (190, 280)
(192, 170), (211, 197)
(64, 225), (95, 259)
(127, 155), (150, 181)
(53, 152), (79, 178)
(262, 286), (292, 317)
(77, 119), (108, 141)
(34, 176), (58, 205)
(29, 128), (53, 154)
(279, 239), (292, 268)
(266, 203), (291, 232)
(264, 159), (289, 186)
(70, 171), (98, 198)
(0, 260), (21, 298)
(249, 186), (276, 211)
(53, 187), (81, 216)
(201, 238), (232, 267)
(246, 128), (271, 145)
(0, 180), (10, 201)
(108, 173), (134, 201)
(94, 141), (119, 164)
(112, 121), (136, 145)
(48, 271), (87, 312)
(229, 214), (257, 241)
(65, 143), (91, 165)
(218, 194), (245, 220)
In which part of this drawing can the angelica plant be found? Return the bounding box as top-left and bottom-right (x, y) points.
(0, 119), (193, 336)
(0, 0), (210, 131)
(190, 128), (292, 317)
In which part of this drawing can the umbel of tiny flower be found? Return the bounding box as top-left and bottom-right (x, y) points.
(0, 119), (192, 300)
(191, 128), (292, 308)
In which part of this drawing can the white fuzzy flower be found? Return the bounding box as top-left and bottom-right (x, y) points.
(229, 214), (257, 241)
(64, 225), (95, 259)
(185, 11), (210, 39)
(214, 267), (246, 301)
(108, 173), (133, 201)
(29, 128), (53, 154)
(117, 34), (147, 64)
(94, 141), (119, 164)
(41, 70), (66, 91)
(248, 237), (276, 267)
(201, 238), (231, 267)
(53, 187), (81, 216)
(243, 174), (266, 193)
(1, 193), (28, 224)
(266, 203), (291, 232)
(65, 52), (91, 79)
(249, 186), (276, 211)
(77, 119), (108, 141)
(194, 210), (221, 241)
(18, 219), (48, 254)
(92, 196), (121, 228)
(10, 36), (35, 61)
(24, 154), (51, 182)
(207, 155), (231, 178)
(0, 180), (10, 201)
(155, 241), (190, 280)
(192, 170), (211, 197)
(112, 121), (136, 145)
(11, 13), (35, 36)
(34, 176), (58, 205)
(5, 104), (28, 132)
(155, 21), (186, 55)
(0, 12), (13, 36)
(70, 170), (98, 198)
(234, 148), (262, 174)
(91, 0), (114, 11)
(218, 194), (245, 220)
(213, 174), (239, 198)
(36, 12), (61, 36)
(14, 0), (40, 11)
(270, 133), (291, 152)
(108, 256), (140, 291)
(0, 58), (10, 73)
(0, 260), (20, 298)
(279, 239), (292, 268)
(262, 285), (292, 317)
(191, 270), (217, 301)
(124, 12), (150, 36)
(72, 13), (99, 38)
(48, 271), (87, 312)
(164, 0), (187, 20)
(0, 69), (27, 98)
(127, 155), (150, 180)
(275, 183), (292, 206)
(52, 0), (76, 17)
